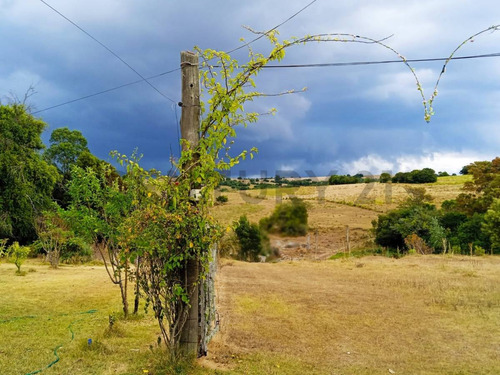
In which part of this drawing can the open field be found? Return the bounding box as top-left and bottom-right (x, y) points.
(241, 175), (472, 213)
(0, 262), (179, 375)
(212, 176), (472, 259)
(208, 255), (500, 374)
(1, 255), (499, 374)
(2, 175), (489, 374)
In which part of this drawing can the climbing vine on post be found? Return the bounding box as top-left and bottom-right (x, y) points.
(115, 24), (500, 357)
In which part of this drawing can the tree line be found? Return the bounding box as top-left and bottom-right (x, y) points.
(372, 158), (500, 255)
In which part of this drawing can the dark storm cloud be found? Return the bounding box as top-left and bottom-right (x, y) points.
(1, 0), (500, 177)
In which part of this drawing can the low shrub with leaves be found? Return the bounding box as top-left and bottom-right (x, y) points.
(216, 194), (228, 204)
(7, 241), (31, 274)
(219, 232), (239, 258)
(404, 234), (433, 255)
(234, 216), (270, 262)
(0, 238), (7, 262)
(259, 198), (308, 236)
(61, 236), (93, 263)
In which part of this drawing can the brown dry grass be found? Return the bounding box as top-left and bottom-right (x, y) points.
(206, 255), (500, 374)
(243, 180), (467, 213)
(212, 176), (471, 259)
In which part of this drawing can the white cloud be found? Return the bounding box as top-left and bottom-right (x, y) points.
(342, 154), (396, 175)
(342, 151), (495, 175)
(243, 94), (311, 142)
(363, 68), (436, 103)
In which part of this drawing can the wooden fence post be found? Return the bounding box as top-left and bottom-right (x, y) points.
(179, 50), (201, 356)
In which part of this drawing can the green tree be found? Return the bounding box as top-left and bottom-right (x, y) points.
(456, 214), (490, 253)
(0, 238), (8, 262)
(0, 104), (60, 243)
(483, 198), (500, 254)
(44, 127), (89, 174)
(7, 241), (31, 274)
(35, 210), (71, 268)
(372, 188), (438, 252)
(372, 210), (408, 249)
(460, 165), (469, 175)
(455, 157), (500, 215)
(379, 172), (392, 183)
(260, 198), (308, 236)
(234, 215), (269, 261)
(63, 164), (132, 316)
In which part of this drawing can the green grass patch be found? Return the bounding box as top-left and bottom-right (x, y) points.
(434, 175), (472, 185)
(0, 261), (205, 375)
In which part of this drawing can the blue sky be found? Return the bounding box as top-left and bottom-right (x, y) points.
(1, 0), (499, 177)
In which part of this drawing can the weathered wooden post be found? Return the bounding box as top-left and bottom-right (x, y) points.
(346, 225), (351, 256)
(179, 50), (201, 356)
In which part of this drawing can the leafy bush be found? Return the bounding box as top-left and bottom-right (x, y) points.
(379, 173), (392, 183)
(8, 241), (31, 273)
(61, 236), (92, 263)
(328, 174), (362, 185)
(0, 238), (7, 262)
(404, 234), (432, 254)
(474, 246), (486, 256)
(259, 198), (308, 236)
(218, 232), (239, 258)
(392, 168), (437, 183)
(234, 216), (269, 262)
(216, 195), (228, 204)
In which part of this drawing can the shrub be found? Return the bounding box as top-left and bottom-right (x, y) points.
(404, 234), (432, 255)
(216, 195), (228, 204)
(379, 173), (392, 183)
(234, 216), (269, 262)
(218, 232), (239, 258)
(8, 242), (31, 273)
(0, 238), (7, 262)
(391, 168), (437, 183)
(259, 198), (308, 236)
(61, 236), (92, 263)
(328, 174), (362, 185)
(474, 246), (486, 256)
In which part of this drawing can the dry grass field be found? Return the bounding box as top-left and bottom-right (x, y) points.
(242, 175), (471, 213)
(212, 176), (472, 259)
(1, 256), (499, 375)
(207, 256), (500, 374)
(3, 175), (495, 374)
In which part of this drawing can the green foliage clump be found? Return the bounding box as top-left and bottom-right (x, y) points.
(483, 198), (500, 253)
(0, 104), (60, 243)
(372, 162), (500, 255)
(392, 168), (437, 183)
(0, 238), (8, 263)
(372, 188), (439, 253)
(7, 241), (31, 274)
(259, 198), (308, 236)
(234, 216), (269, 262)
(329, 174), (362, 185)
(44, 127), (89, 174)
(219, 178), (250, 190)
(216, 195), (228, 204)
(61, 236), (92, 263)
(379, 173), (392, 183)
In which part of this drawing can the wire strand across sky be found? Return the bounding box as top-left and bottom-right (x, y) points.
(33, 0), (319, 115)
(32, 51), (500, 115)
(38, 0), (176, 104)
